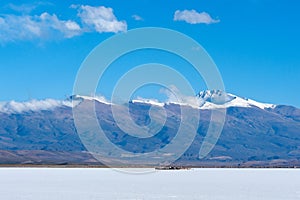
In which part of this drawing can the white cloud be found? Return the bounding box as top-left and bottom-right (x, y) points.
(0, 12), (82, 42)
(40, 13), (82, 38)
(132, 14), (143, 21)
(174, 10), (220, 24)
(77, 5), (127, 33)
(0, 4), (127, 43)
(161, 85), (205, 109)
(65, 21), (81, 31)
(0, 99), (74, 114)
(0, 95), (112, 113)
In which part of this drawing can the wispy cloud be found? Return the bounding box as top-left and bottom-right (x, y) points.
(76, 5), (127, 33)
(6, 2), (53, 14)
(132, 14), (143, 21)
(174, 10), (220, 24)
(7, 3), (38, 13)
(161, 85), (204, 108)
(0, 13), (81, 42)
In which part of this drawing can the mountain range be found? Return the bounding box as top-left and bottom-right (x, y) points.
(0, 90), (299, 167)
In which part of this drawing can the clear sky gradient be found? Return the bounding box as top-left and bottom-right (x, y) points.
(0, 0), (299, 107)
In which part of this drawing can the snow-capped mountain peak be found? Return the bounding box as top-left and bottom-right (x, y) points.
(197, 90), (275, 110)
(197, 90), (236, 105)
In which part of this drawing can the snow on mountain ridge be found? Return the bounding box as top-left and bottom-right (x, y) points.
(200, 95), (275, 109)
(0, 91), (276, 113)
(69, 95), (111, 105)
(130, 90), (275, 110)
(131, 97), (165, 107)
(196, 90), (275, 110)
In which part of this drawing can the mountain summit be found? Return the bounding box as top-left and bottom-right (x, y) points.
(196, 90), (275, 110)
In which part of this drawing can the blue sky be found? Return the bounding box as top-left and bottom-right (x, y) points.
(0, 0), (299, 107)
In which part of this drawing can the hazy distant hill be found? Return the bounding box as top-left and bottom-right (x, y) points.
(0, 90), (299, 167)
